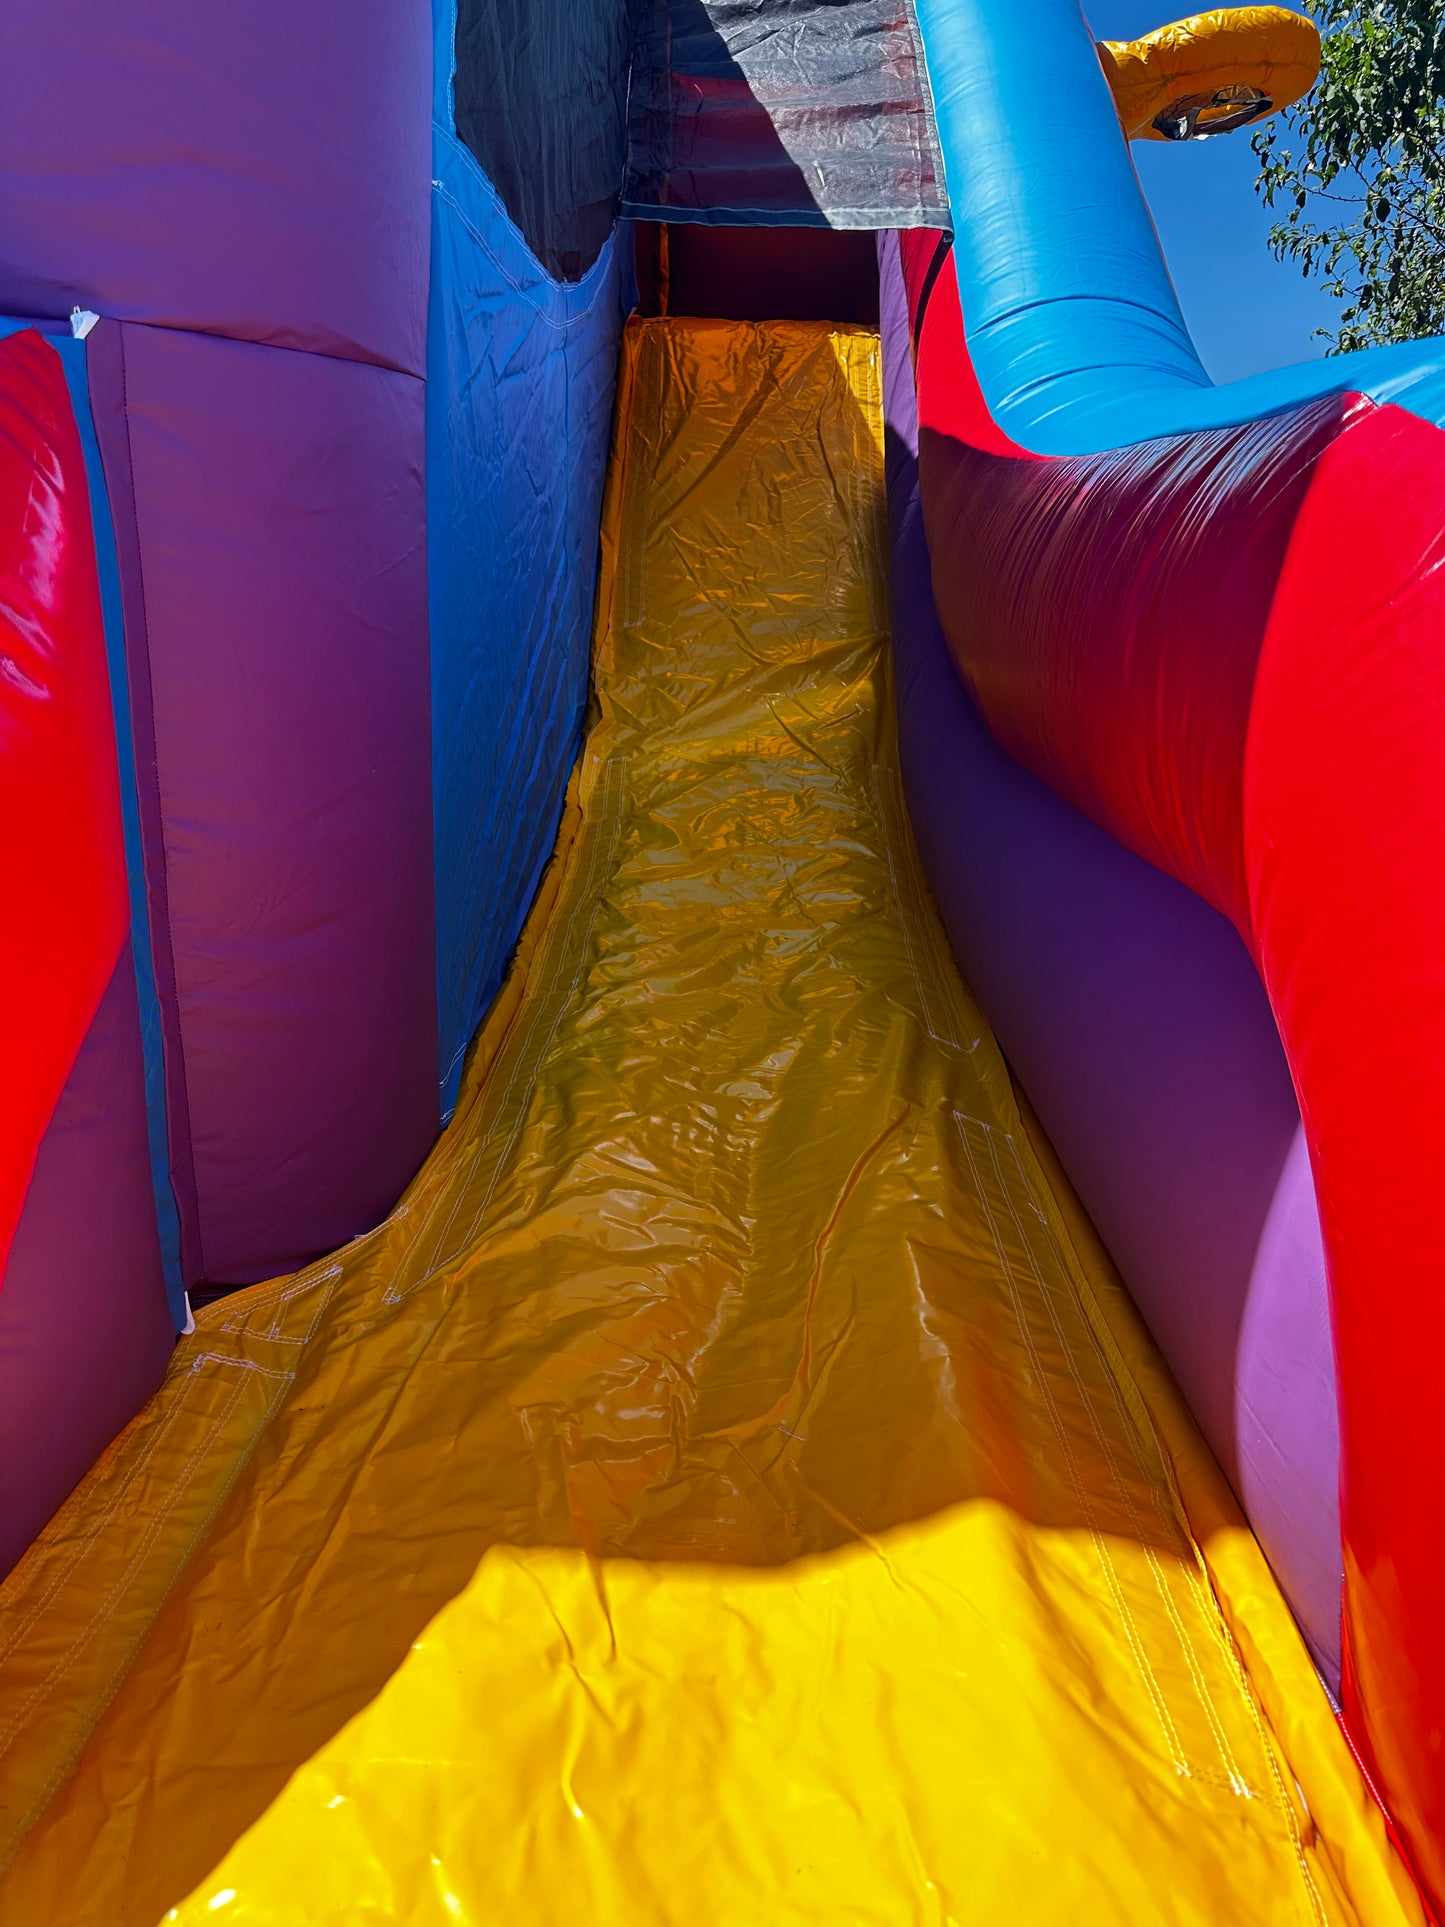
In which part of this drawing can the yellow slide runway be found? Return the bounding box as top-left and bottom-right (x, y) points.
(0, 321), (1415, 1925)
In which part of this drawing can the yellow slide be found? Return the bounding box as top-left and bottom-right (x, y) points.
(0, 321), (1415, 1925)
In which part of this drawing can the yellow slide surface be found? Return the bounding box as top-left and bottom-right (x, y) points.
(0, 321), (1416, 1925)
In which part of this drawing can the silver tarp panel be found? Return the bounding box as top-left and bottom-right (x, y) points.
(623, 0), (950, 228)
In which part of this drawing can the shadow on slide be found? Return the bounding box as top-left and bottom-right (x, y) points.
(0, 320), (1384, 1925)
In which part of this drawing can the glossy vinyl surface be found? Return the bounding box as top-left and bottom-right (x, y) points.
(0, 950), (171, 1578)
(0, 329), (130, 1282)
(1097, 7), (1320, 143)
(878, 230), (1343, 1686)
(87, 321), (438, 1287)
(426, 77), (626, 1116)
(0, 319), (1414, 1927)
(623, 0), (948, 228)
(904, 173), (1445, 1895)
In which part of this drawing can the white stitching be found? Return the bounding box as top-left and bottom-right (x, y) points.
(952, 1110), (1191, 1778)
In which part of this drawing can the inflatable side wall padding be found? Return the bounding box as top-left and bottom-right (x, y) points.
(0, 0), (630, 1579)
(0, 950), (173, 1576)
(430, 0), (628, 1115)
(911, 0), (1445, 1890)
(0, 325), (173, 1576)
(1, 2), (440, 1288)
(0, 5), (431, 369)
(88, 320), (438, 1286)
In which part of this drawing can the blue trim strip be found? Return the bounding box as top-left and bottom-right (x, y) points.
(912, 0), (1445, 455)
(54, 332), (188, 1330)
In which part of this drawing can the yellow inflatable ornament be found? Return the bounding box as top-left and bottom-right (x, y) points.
(1098, 6), (1321, 141)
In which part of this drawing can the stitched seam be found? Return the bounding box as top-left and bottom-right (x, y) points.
(953, 1111), (1190, 1778)
(0, 1361), (259, 1757)
(203, 1265), (343, 1346)
(0, 1365), (294, 1870)
(0, 1354), (227, 1682)
(265, 1268), (340, 1345)
(430, 168), (617, 330)
(0, 1358), (263, 1701)
(0, 1279), (329, 1744)
(1010, 1139), (1256, 1792)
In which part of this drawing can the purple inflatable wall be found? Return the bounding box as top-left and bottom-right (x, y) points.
(0, 4), (438, 1286)
(878, 233), (1344, 1684)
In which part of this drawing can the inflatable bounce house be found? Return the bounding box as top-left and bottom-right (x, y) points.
(3, 1), (1445, 1918)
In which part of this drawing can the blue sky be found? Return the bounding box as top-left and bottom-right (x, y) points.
(1085, 3), (1337, 381)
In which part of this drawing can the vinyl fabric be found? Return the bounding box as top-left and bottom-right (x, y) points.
(450, 0), (643, 280)
(624, 0), (949, 227)
(0, 318), (1413, 1927)
(1098, 7), (1320, 143)
(427, 24), (628, 1115)
(903, 0), (1445, 1875)
(0, 327), (173, 1579)
(878, 230), (1343, 1686)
